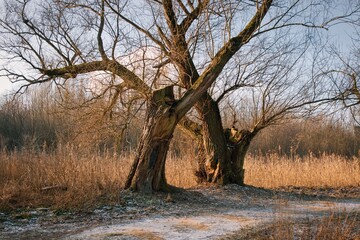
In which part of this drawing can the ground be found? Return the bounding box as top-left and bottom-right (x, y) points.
(1, 185), (359, 239)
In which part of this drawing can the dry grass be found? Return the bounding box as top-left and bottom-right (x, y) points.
(311, 212), (360, 240)
(0, 147), (198, 210)
(245, 153), (360, 188)
(233, 212), (360, 240)
(165, 154), (198, 188)
(0, 149), (359, 210)
(0, 146), (131, 210)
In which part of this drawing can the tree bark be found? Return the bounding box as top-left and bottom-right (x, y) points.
(124, 86), (178, 193)
(194, 112), (256, 186)
(227, 129), (254, 185)
(195, 94), (231, 184)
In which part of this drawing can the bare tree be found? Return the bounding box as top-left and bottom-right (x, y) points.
(0, 0), (273, 192)
(182, 28), (336, 184)
(1, 0), (358, 192)
(176, 1), (360, 185)
(318, 15), (360, 124)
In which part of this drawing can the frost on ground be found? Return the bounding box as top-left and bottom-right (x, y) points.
(1, 185), (360, 240)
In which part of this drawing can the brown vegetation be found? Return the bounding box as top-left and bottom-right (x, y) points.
(0, 147), (130, 210)
(244, 154), (360, 188)
(1, 148), (359, 211)
(227, 212), (360, 240)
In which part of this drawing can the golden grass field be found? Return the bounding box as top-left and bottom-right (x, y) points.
(0, 147), (359, 210)
(244, 153), (360, 188)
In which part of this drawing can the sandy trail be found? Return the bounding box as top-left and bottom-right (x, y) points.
(68, 201), (360, 240)
(1, 186), (360, 240)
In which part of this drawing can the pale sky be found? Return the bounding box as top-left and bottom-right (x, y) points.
(0, 75), (13, 95)
(0, 57), (16, 95)
(0, 59), (28, 95)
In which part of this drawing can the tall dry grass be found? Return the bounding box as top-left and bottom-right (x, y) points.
(245, 153), (360, 188)
(0, 146), (132, 210)
(0, 149), (359, 210)
(0, 146), (198, 210)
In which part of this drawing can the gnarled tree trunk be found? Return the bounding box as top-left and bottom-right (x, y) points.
(227, 129), (255, 185)
(124, 86), (178, 193)
(194, 114), (256, 186)
(195, 95), (231, 184)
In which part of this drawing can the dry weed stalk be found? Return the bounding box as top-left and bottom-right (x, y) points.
(258, 212), (360, 240)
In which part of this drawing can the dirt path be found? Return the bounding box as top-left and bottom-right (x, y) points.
(1, 185), (360, 239)
(68, 201), (360, 240)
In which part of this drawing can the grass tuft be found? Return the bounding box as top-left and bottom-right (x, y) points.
(231, 212), (360, 240)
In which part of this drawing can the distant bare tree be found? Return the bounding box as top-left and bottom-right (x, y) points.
(319, 19), (360, 124)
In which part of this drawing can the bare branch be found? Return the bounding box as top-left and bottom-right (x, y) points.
(98, 0), (108, 60)
(105, 0), (168, 53)
(40, 60), (151, 97)
(179, 0), (209, 32)
(175, 0), (273, 117)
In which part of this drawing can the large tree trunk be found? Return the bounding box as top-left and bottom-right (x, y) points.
(207, 127), (254, 186)
(124, 86), (178, 193)
(227, 129), (254, 185)
(195, 94), (232, 184)
(194, 94), (256, 186)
